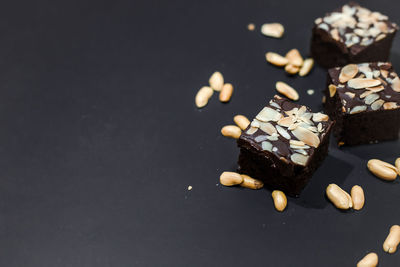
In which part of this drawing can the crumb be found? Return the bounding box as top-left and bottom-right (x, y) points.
(307, 89), (315, 95)
(247, 23), (255, 31)
(187, 185), (192, 191)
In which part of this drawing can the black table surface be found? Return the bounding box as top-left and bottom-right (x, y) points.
(0, 0), (399, 266)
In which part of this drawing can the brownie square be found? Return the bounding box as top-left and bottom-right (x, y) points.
(237, 96), (334, 197)
(324, 62), (400, 146)
(311, 2), (398, 68)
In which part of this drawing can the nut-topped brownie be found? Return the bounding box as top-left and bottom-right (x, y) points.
(237, 96), (334, 197)
(324, 62), (400, 146)
(311, 2), (398, 68)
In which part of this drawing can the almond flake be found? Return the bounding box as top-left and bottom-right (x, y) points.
(261, 141), (273, 152)
(299, 58), (314, 77)
(290, 140), (305, 146)
(349, 105), (367, 114)
(290, 153), (309, 166)
(366, 85), (385, 92)
(256, 107), (283, 122)
(330, 29), (340, 41)
(291, 126), (320, 148)
(267, 133), (279, 141)
(345, 92), (355, 98)
(317, 123), (323, 132)
(376, 33), (386, 41)
(383, 102), (399, 110)
(254, 135), (268, 143)
(250, 120), (260, 128)
(347, 78), (381, 89)
(276, 81), (299, 101)
(364, 93), (379, 105)
(285, 49), (303, 67)
(312, 112), (329, 122)
(339, 64), (358, 83)
(371, 99), (384, 110)
(360, 90), (373, 98)
(261, 23), (284, 38)
(246, 127), (258, 135)
(329, 84), (337, 97)
(259, 122), (277, 135)
(266, 52), (289, 67)
(278, 116), (295, 127)
(276, 125), (291, 139)
(392, 77), (400, 92)
(381, 69), (389, 78)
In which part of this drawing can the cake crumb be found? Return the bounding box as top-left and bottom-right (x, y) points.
(307, 89), (315, 95)
(187, 185), (193, 191)
(247, 23), (255, 31)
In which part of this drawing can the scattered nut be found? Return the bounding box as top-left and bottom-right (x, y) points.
(271, 190), (287, 212)
(299, 58), (314, 76)
(275, 81), (299, 101)
(383, 225), (400, 254)
(285, 49), (303, 67)
(266, 52), (289, 67)
(221, 125), (242, 139)
(367, 159), (398, 181)
(357, 252), (378, 267)
(261, 23), (284, 38)
(339, 64), (358, 83)
(240, 174), (264, 189)
(307, 89), (314, 95)
(351, 185), (365, 210)
(195, 86), (214, 108)
(395, 157), (400, 175)
(329, 84), (337, 97)
(219, 83), (234, 102)
(284, 64), (300, 75)
(326, 184), (352, 210)
(247, 23), (255, 31)
(220, 171), (243, 186)
(234, 115), (250, 130)
(209, 71), (224, 91)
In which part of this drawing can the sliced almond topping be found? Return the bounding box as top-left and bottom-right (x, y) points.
(290, 140), (305, 146)
(383, 102), (399, 110)
(256, 107), (283, 122)
(291, 127), (320, 148)
(339, 64), (358, 83)
(285, 49), (303, 67)
(312, 112), (329, 122)
(276, 81), (299, 101)
(290, 153), (309, 166)
(246, 127), (258, 135)
(330, 29), (340, 41)
(329, 84), (337, 97)
(360, 90), (373, 98)
(366, 85), (385, 92)
(381, 69), (389, 78)
(364, 93), (379, 105)
(261, 141), (273, 152)
(278, 116), (295, 127)
(317, 123), (323, 132)
(299, 58), (314, 77)
(377, 77), (388, 86)
(261, 23), (284, 38)
(259, 122), (277, 135)
(284, 64), (300, 75)
(266, 52), (289, 67)
(276, 125), (291, 139)
(392, 77), (400, 92)
(371, 99), (385, 110)
(347, 78), (381, 89)
(345, 92), (355, 98)
(349, 105), (367, 114)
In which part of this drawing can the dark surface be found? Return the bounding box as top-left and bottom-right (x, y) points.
(0, 0), (399, 266)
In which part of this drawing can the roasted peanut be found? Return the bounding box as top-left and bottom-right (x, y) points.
(221, 125), (241, 139)
(271, 190), (287, 212)
(219, 83), (233, 102)
(209, 71), (224, 91)
(261, 23), (284, 38)
(275, 81), (299, 101)
(299, 58), (314, 77)
(367, 159), (398, 181)
(233, 115), (250, 130)
(240, 174), (264, 189)
(351, 185), (365, 210)
(195, 86), (213, 108)
(383, 225), (400, 254)
(326, 184), (352, 210)
(395, 157), (400, 175)
(220, 172), (243, 186)
(357, 252), (378, 267)
(266, 52), (288, 67)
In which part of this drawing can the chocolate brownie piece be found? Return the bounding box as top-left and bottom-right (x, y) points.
(237, 96), (334, 197)
(324, 62), (400, 146)
(311, 2), (398, 68)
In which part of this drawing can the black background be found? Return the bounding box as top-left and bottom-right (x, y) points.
(0, 0), (399, 266)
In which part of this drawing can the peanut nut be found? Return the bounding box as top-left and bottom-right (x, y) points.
(367, 159), (398, 181)
(285, 49), (303, 67)
(271, 190), (287, 212)
(326, 184), (352, 210)
(221, 125), (241, 139)
(357, 252), (378, 267)
(299, 58), (314, 77)
(234, 115), (250, 130)
(209, 71), (224, 91)
(351, 185), (365, 210)
(220, 172), (243, 186)
(261, 23), (284, 38)
(240, 174), (264, 189)
(383, 225), (400, 254)
(395, 157), (400, 175)
(195, 86), (214, 108)
(284, 64), (300, 75)
(219, 83), (233, 102)
(275, 81), (299, 101)
(266, 52), (288, 67)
